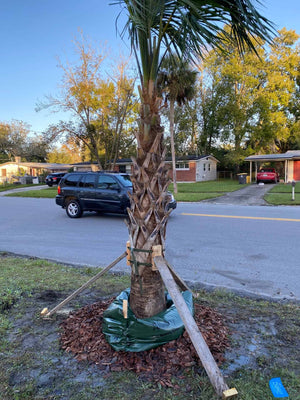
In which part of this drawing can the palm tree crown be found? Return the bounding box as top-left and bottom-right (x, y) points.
(117, 0), (274, 88)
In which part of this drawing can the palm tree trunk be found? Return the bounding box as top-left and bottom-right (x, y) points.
(169, 99), (178, 194)
(127, 85), (170, 319)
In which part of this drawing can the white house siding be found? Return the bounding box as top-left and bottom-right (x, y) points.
(196, 158), (217, 182)
(0, 163), (31, 183)
(0, 162), (71, 184)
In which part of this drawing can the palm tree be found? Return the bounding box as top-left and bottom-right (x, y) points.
(116, 0), (274, 318)
(158, 55), (197, 194)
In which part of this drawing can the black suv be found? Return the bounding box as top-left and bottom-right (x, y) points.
(45, 172), (66, 187)
(56, 171), (176, 218)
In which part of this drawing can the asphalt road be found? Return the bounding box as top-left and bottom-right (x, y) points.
(0, 193), (299, 301)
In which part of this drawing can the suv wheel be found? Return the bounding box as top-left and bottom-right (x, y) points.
(66, 200), (82, 218)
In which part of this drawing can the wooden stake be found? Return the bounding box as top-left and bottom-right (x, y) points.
(165, 259), (192, 293)
(222, 388), (238, 399)
(151, 245), (162, 270)
(153, 255), (237, 399)
(123, 299), (128, 319)
(126, 241), (131, 266)
(41, 252), (127, 318)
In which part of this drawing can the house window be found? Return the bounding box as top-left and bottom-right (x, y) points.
(119, 165), (126, 173)
(208, 163), (211, 171)
(1, 169), (6, 177)
(176, 162), (189, 170)
(203, 163), (206, 171)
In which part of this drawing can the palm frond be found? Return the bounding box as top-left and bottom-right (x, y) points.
(113, 0), (275, 85)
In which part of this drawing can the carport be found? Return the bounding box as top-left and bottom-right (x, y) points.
(245, 150), (300, 183)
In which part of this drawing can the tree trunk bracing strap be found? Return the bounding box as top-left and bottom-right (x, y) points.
(127, 246), (153, 295)
(127, 246), (153, 274)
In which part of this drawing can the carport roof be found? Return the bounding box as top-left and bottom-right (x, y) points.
(245, 150), (300, 162)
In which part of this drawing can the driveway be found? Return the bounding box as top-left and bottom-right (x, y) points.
(202, 183), (275, 206)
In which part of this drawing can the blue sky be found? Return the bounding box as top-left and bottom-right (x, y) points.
(1, 0), (300, 135)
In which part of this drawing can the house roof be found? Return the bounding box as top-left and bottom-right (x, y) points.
(245, 151), (300, 162)
(0, 161), (71, 170)
(115, 155), (219, 164)
(1, 155), (218, 170)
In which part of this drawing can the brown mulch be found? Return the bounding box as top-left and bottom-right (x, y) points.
(60, 299), (230, 387)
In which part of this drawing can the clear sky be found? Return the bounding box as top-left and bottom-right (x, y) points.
(1, 0), (300, 135)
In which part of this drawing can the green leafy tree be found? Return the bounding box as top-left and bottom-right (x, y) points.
(203, 34), (268, 171)
(0, 120), (30, 162)
(196, 28), (300, 170)
(262, 28), (300, 152)
(0, 120), (49, 163)
(116, 0), (274, 318)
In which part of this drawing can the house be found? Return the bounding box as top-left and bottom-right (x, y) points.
(245, 150), (300, 183)
(167, 155), (218, 182)
(0, 157), (71, 184)
(73, 155), (219, 182)
(114, 155), (219, 182)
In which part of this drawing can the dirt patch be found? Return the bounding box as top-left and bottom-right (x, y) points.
(1, 288), (299, 399)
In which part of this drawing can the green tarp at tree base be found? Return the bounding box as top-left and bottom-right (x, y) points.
(102, 288), (194, 352)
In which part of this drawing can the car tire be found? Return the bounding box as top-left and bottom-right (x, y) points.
(47, 183), (53, 187)
(256, 180), (260, 184)
(66, 199), (82, 218)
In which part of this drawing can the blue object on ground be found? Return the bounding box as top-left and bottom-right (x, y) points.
(269, 378), (289, 398)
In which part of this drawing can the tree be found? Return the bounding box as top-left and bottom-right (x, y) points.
(102, 61), (138, 169)
(0, 120), (49, 163)
(47, 140), (83, 164)
(263, 28), (300, 152)
(0, 120), (29, 162)
(158, 55), (197, 193)
(23, 134), (49, 162)
(196, 28), (300, 168)
(38, 35), (137, 169)
(116, 0), (274, 318)
(201, 32), (269, 171)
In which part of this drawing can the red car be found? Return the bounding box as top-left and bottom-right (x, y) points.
(256, 168), (279, 184)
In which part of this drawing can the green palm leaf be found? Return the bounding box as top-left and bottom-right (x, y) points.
(114, 0), (275, 86)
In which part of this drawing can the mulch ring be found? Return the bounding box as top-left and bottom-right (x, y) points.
(60, 298), (230, 387)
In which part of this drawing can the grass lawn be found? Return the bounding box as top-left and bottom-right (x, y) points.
(5, 187), (57, 198)
(1, 254), (299, 400)
(264, 182), (300, 205)
(169, 179), (247, 202)
(0, 183), (38, 192)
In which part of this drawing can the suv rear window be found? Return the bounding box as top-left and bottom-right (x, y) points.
(63, 174), (82, 186)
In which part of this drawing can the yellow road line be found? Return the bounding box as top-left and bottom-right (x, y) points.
(181, 213), (300, 222)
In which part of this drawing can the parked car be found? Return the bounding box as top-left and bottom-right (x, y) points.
(45, 172), (66, 187)
(256, 168), (280, 184)
(56, 171), (177, 218)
